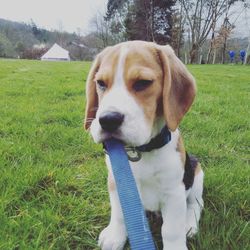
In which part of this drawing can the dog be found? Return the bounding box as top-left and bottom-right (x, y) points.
(84, 41), (204, 250)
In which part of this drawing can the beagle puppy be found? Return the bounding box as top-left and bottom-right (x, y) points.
(84, 41), (204, 250)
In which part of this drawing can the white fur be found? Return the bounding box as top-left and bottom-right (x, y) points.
(91, 46), (204, 250)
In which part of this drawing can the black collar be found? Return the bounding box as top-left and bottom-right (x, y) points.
(135, 126), (171, 152)
(104, 126), (171, 162)
(123, 126), (171, 161)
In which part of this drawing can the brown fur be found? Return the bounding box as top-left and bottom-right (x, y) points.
(84, 57), (100, 130)
(84, 46), (120, 129)
(195, 162), (202, 175)
(176, 135), (186, 167)
(84, 41), (196, 133)
(156, 45), (196, 131)
(108, 172), (116, 192)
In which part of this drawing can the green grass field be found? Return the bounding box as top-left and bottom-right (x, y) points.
(0, 59), (249, 250)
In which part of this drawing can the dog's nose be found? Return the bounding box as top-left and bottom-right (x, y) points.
(99, 112), (124, 132)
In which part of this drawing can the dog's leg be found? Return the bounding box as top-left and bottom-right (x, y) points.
(186, 169), (204, 237)
(161, 184), (187, 250)
(98, 172), (127, 250)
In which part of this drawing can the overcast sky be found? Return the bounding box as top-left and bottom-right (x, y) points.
(0, 0), (108, 34)
(0, 0), (249, 38)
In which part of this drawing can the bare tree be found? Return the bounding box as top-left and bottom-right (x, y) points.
(220, 1), (249, 63)
(91, 12), (112, 49)
(206, 1), (221, 63)
(171, 1), (185, 57)
(206, 1), (250, 64)
(209, 24), (232, 64)
(91, 10), (127, 49)
(242, 2), (250, 64)
(56, 20), (67, 47)
(181, 0), (240, 63)
(220, 18), (234, 63)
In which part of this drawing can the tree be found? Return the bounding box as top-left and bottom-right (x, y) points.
(0, 40), (4, 57)
(0, 33), (16, 58)
(30, 19), (40, 37)
(22, 47), (47, 59)
(220, 17), (234, 63)
(206, 0), (249, 64)
(106, 0), (128, 20)
(225, 0), (250, 64)
(171, 2), (185, 56)
(124, 2), (153, 41)
(153, 0), (177, 44)
(105, 0), (177, 45)
(15, 41), (26, 57)
(181, 0), (242, 63)
(91, 11), (115, 48)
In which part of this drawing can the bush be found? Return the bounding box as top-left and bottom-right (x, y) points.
(21, 47), (48, 59)
(0, 33), (16, 58)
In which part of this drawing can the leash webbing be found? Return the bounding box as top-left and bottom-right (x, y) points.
(104, 138), (156, 250)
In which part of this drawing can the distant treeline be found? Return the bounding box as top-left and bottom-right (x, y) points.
(0, 7), (249, 64)
(0, 18), (97, 60)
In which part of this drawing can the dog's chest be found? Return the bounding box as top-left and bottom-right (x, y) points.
(130, 140), (184, 211)
(105, 130), (184, 211)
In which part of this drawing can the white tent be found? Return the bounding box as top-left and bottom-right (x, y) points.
(41, 43), (70, 61)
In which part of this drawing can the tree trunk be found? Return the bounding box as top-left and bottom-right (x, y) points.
(176, 2), (184, 57)
(206, 46), (212, 64)
(244, 39), (250, 65)
(221, 36), (227, 64)
(185, 52), (188, 64)
(213, 48), (217, 64)
(199, 54), (203, 64)
(190, 43), (198, 64)
(150, 0), (155, 42)
(206, 32), (215, 64)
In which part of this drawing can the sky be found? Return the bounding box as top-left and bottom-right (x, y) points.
(0, 0), (108, 34)
(0, 0), (249, 37)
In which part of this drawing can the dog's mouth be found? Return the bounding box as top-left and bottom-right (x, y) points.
(101, 130), (126, 143)
(100, 130), (150, 148)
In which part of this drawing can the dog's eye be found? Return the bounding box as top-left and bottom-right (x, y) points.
(133, 80), (153, 92)
(96, 80), (107, 91)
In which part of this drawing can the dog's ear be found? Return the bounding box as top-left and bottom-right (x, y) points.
(157, 45), (196, 131)
(84, 55), (100, 130)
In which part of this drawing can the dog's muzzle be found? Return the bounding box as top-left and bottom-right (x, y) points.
(99, 112), (124, 133)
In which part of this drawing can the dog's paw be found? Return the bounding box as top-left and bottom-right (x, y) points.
(98, 224), (127, 250)
(163, 242), (188, 250)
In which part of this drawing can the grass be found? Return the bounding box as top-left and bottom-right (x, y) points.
(0, 59), (249, 250)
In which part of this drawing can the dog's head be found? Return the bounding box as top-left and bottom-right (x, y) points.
(84, 41), (196, 146)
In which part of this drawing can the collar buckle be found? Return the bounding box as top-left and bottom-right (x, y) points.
(125, 147), (142, 162)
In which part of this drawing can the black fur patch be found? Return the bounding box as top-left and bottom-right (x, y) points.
(183, 153), (198, 190)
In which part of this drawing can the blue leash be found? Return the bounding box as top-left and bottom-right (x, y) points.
(104, 138), (156, 250)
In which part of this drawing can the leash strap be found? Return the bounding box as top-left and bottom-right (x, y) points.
(104, 138), (156, 250)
